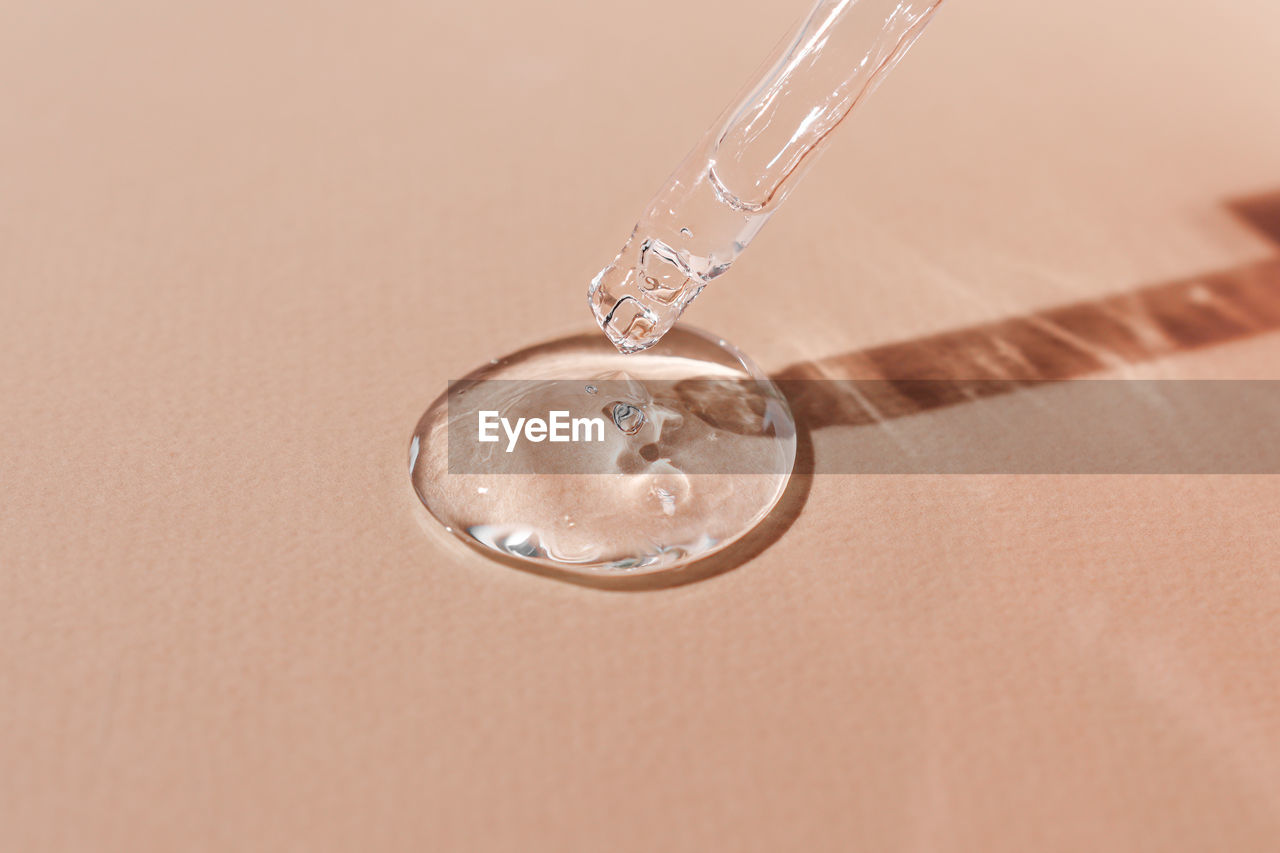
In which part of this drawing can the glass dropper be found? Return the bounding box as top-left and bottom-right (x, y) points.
(588, 0), (946, 353)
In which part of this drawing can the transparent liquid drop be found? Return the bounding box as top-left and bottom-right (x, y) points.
(408, 327), (795, 576)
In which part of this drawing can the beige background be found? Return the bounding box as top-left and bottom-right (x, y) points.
(3, 0), (1279, 849)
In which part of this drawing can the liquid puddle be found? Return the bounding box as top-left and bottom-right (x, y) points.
(409, 327), (795, 575)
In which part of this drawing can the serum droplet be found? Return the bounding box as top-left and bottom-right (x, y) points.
(408, 327), (795, 575)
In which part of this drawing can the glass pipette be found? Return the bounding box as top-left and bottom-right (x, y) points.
(588, 0), (946, 353)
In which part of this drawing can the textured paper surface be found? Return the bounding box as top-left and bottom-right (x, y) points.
(2, 0), (1279, 849)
